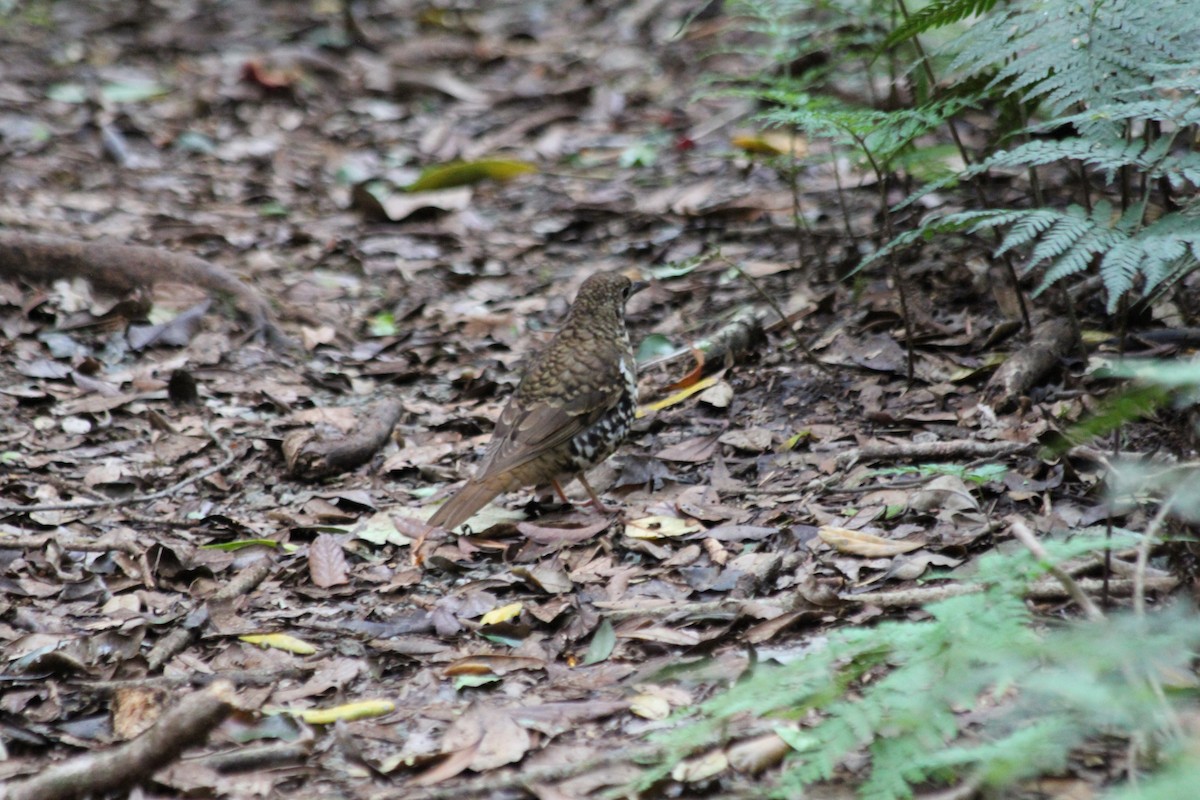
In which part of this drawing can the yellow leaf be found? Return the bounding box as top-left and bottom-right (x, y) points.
(638, 374), (721, 417)
(731, 131), (808, 158)
(672, 750), (729, 783)
(480, 602), (523, 626)
(817, 526), (923, 557)
(630, 693), (672, 720)
(297, 700), (396, 725)
(405, 159), (537, 192)
(239, 633), (317, 655)
(624, 515), (704, 540)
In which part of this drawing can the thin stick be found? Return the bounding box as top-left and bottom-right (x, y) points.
(0, 424), (236, 514)
(1009, 519), (1104, 621)
(719, 253), (830, 374)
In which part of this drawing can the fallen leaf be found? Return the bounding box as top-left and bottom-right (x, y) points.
(672, 749), (728, 783)
(817, 526), (924, 557)
(445, 655), (545, 676)
(308, 534), (349, 588)
(629, 693), (671, 720)
(718, 427), (774, 452)
(405, 159), (537, 191)
(480, 602), (523, 625)
(697, 379), (734, 408)
(239, 633), (318, 655)
(624, 515), (704, 539)
(638, 374), (721, 416)
(297, 699), (395, 725)
(583, 618), (616, 664)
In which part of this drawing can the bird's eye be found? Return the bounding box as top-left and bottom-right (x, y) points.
(622, 284), (632, 299)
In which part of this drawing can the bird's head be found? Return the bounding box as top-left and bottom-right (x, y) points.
(568, 271), (647, 327)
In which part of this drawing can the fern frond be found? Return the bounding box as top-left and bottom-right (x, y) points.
(948, 0), (1200, 115)
(884, 0), (1000, 47)
(1023, 205), (1099, 273)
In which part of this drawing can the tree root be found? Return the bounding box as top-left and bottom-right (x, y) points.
(3, 681), (236, 800)
(0, 231), (291, 349)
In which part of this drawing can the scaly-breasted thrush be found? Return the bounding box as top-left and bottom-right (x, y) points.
(429, 271), (643, 530)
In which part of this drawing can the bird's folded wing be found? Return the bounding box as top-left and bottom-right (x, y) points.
(474, 392), (614, 479)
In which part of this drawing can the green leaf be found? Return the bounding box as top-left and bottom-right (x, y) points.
(636, 334), (676, 362)
(201, 539), (289, 551)
(369, 312), (398, 337)
(405, 159), (537, 192)
(174, 131), (215, 154)
(454, 673), (501, 690)
(257, 200), (289, 218)
(46, 83), (86, 103)
(619, 142), (658, 168)
(101, 80), (170, 103)
(583, 619), (616, 665)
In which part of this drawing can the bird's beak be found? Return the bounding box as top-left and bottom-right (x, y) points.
(629, 280), (649, 296)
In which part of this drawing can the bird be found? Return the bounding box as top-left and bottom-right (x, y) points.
(429, 271), (646, 531)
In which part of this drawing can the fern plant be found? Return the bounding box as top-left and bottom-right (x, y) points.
(879, 0), (1200, 311)
(641, 533), (1200, 799)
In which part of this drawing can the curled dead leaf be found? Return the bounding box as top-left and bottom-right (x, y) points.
(817, 526), (923, 557)
(624, 515), (704, 540)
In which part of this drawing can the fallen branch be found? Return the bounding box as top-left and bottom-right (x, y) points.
(834, 439), (1028, 468)
(982, 316), (1077, 412)
(145, 557), (275, 671)
(1009, 518), (1104, 621)
(394, 743), (664, 800)
(196, 740), (314, 774)
(282, 398), (404, 479)
(843, 575), (1178, 608)
(639, 311), (765, 378)
(77, 667), (309, 693)
(4, 681), (236, 800)
(0, 231), (290, 348)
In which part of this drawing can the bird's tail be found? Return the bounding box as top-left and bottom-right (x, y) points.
(428, 479), (502, 531)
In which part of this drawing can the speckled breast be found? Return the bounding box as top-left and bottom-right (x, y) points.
(566, 355), (637, 472)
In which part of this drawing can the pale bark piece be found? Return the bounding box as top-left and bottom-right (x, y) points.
(983, 317), (1077, 411)
(283, 398), (404, 479)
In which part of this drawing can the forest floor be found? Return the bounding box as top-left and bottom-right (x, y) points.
(0, 1), (1193, 799)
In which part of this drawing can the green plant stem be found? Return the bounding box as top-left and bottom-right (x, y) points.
(892, 0), (1032, 334)
(855, 137), (916, 384)
(721, 253), (830, 374)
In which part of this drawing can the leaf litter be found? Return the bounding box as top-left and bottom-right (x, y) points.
(0, 0), (1182, 798)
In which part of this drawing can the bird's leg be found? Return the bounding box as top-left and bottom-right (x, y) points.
(576, 474), (615, 514)
(551, 478), (572, 504)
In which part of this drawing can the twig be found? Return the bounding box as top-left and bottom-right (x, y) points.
(4, 681), (236, 800)
(390, 744), (664, 800)
(0, 424), (236, 515)
(597, 598), (754, 622)
(74, 667), (309, 693)
(719, 253), (830, 374)
(844, 576), (1178, 608)
(1134, 499), (1174, 617)
(193, 740), (314, 774)
(1009, 518), (1104, 621)
(834, 439), (1029, 468)
(916, 770), (985, 800)
(145, 557), (275, 671)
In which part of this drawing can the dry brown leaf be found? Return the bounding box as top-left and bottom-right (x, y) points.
(444, 655), (546, 676)
(817, 526), (924, 557)
(655, 434), (720, 463)
(308, 534), (349, 588)
(440, 704), (531, 772)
